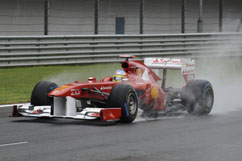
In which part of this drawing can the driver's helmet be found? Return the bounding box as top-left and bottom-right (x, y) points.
(112, 70), (126, 82)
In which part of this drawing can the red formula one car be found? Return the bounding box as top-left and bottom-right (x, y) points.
(13, 55), (214, 123)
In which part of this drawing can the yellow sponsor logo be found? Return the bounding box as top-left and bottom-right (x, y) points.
(54, 88), (64, 91)
(54, 85), (72, 91)
(61, 86), (71, 88)
(137, 68), (142, 77)
(151, 86), (158, 99)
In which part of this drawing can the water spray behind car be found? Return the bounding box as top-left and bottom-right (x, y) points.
(194, 36), (242, 114)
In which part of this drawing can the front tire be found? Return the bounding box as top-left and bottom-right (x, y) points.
(182, 80), (214, 115)
(108, 84), (138, 123)
(31, 81), (58, 106)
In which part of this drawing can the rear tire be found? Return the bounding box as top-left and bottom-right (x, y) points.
(182, 80), (214, 115)
(108, 84), (138, 123)
(31, 81), (58, 106)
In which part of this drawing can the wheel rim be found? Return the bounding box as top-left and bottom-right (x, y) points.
(204, 87), (213, 110)
(127, 92), (137, 115)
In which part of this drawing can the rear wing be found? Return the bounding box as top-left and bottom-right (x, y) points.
(144, 58), (195, 83)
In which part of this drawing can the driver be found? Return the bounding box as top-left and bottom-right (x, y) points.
(112, 70), (126, 82)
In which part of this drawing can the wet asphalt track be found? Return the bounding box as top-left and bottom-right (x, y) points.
(1, 106), (242, 161)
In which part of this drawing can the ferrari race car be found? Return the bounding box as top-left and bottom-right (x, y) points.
(12, 55), (214, 123)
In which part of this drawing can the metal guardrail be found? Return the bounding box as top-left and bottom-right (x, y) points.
(0, 33), (242, 67)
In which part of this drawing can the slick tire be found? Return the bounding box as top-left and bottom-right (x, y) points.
(31, 81), (58, 106)
(108, 84), (138, 123)
(181, 80), (214, 115)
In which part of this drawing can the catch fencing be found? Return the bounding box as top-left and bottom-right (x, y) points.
(0, 32), (242, 67)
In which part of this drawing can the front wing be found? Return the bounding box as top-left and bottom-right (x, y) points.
(13, 103), (122, 121)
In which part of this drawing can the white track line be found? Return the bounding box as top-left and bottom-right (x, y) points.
(0, 141), (28, 147)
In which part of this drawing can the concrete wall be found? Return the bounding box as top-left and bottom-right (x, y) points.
(185, 0), (242, 33)
(223, 0), (242, 32)
(144, 0), (182, 34)
(0, 0), (44, 35)
(49, 0), (94, 35)
(99, 0), (139, 34)
(186, 0), (220, 33)
(0, 0), (241, 35)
